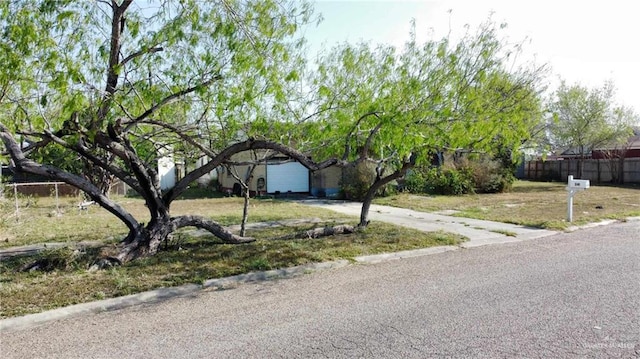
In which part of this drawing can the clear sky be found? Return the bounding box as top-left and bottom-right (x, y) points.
(302, 0), (640, 113)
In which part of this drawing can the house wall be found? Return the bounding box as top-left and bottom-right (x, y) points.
(218, 156), (268, 195)
(524, 158), (640, 183)
(311, 166), (342, 198)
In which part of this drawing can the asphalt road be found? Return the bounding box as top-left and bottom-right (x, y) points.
(1, 221), (639, 359)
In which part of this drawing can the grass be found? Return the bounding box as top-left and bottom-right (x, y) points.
(0, 193), (346, 248)
(1, 180), (637, 318)
(0, 222), (464, 318)
(0, 189), (465, 318)
(376, 180), (640, 230)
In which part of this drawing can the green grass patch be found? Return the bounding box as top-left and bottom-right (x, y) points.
(489, 229), (517, 237)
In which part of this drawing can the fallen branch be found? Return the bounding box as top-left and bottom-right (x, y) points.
(272, 224), (356, 241)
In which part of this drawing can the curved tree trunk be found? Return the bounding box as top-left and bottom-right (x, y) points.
(358, 155), (417, 228)
(98, 215), (254, 267)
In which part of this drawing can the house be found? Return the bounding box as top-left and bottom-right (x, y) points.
(217, 151), (341, 197)
(592, 129), (640, 159)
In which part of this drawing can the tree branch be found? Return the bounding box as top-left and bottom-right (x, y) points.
(121, 47), (163, 66)
(0, 123), (139, 235)
(172, 215), (254, 244)
(124, 75), (222, 130)
(42, 130), (143, 194)
(343, 111), (380, 161)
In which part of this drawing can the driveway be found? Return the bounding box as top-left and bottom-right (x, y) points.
(300, 200), (558, 247)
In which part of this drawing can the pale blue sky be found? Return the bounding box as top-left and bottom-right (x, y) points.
(302, 0), (640, 113)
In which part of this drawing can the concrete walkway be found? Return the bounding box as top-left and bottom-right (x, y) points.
(300, 200), (559, 247)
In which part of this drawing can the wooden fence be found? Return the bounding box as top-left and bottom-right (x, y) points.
(524, 158), (640, 183)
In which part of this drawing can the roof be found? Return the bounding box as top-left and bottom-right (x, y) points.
(594, 133), (640, 151)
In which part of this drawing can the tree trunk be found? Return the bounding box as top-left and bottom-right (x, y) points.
(94, 214), (254, 267)
(240, 186), (250, 237)
(359, 179), (386, 228)
(358, 155), (417, 228)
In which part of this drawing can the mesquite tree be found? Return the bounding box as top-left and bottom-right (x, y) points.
(298, 21), (547, 227)
(0, 0), (325, 264)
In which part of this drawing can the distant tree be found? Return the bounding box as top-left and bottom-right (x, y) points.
(549, 81), (636, 177)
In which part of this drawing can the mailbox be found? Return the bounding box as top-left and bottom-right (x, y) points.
(566, 175), (590, 222)
(568, 178), (590, 190)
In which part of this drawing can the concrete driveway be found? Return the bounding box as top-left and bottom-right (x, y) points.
(300, 200), (558, 247)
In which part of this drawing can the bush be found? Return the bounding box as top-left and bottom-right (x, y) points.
(340, 163), (375, 201)
(403, 156), (515, 195)
(339, 162), (398, 200)
(404, 170), (428, 193)
(466, 158), (515, 193)
(424, 166), (475, 195)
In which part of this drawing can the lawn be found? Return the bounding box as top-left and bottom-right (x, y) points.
(0, 189), (464, 318)
(0, 192), (347, 248)
(1, 181), (637, 318)
(375, 180), (640, 230)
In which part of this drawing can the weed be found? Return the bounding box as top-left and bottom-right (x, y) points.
(489, 229), (517, 237)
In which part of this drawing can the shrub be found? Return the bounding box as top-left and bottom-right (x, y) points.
(424, 166), (475, 195)
(339, 162), (399, 200)
(404, 169), (428, 193)
(340, 163), (375, 201)
(402, 156), (515, 195)
(467, 158), (515, 193)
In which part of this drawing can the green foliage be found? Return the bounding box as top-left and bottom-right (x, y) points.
(30, 143), (83, 174)
(1, 0), (315, 202)
(340, 163), (375, 201)
(296, 18), (546, 194)
(404, 155), (515, 195)
(549, 81), (636, 157)
(403, 169), (429, 193)
(423, 166), (475, 195)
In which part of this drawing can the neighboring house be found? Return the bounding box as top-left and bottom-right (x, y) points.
(592, 131), (640, 159)
(556, 147), (592, 159)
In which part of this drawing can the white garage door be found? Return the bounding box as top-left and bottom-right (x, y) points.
(266, 162), (309, 193)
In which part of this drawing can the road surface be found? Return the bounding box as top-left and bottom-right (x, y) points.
(1, 221), (638, 358)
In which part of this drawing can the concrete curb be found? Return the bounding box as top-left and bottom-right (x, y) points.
(0, 244), (469, 333)
(355, 246), (459, 264)
(0, 260), (350, 333)
(566, 216), (640, 232)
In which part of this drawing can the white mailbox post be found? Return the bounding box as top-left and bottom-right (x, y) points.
(566, 175), (590, 222)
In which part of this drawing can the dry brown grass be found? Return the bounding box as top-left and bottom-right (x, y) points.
(376, 180), (640, 229)
(0, 193), (345, 248)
